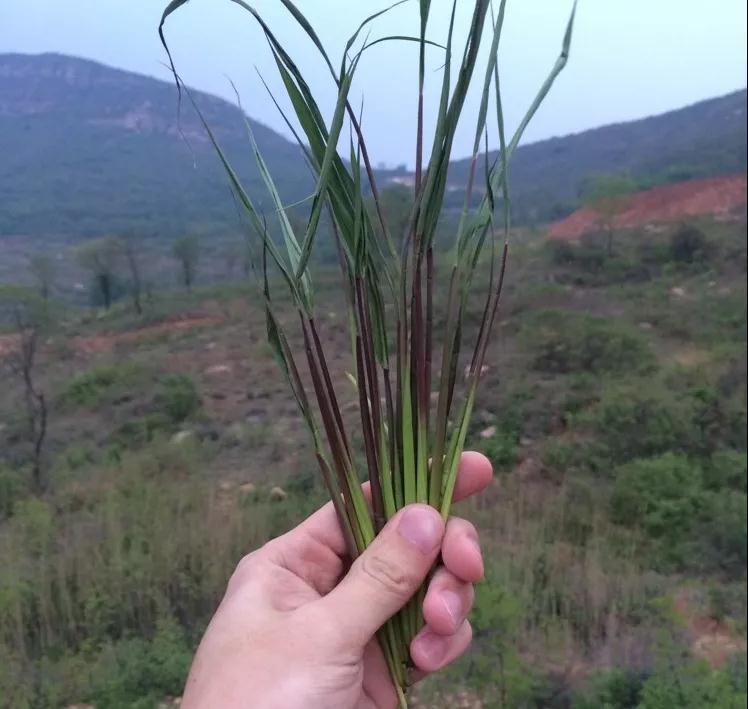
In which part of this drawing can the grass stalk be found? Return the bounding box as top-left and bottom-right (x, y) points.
(160, 1), (577, 702)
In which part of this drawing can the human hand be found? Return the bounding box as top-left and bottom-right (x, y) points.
(182, 452), (493, 709)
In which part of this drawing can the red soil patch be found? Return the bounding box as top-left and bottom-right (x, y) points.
(0, 314), (222, 360)
(73, 313), (222, 354)
(0, 333), (21, 359)
(548, 174), (747, 240)
(673, 590), (747, 668)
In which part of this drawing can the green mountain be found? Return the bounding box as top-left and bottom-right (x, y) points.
(442, 88), (747, 222)
(0, 53), (745, 238)
(0, 53), (309, 238)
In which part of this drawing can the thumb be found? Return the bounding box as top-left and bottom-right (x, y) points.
(316, 504), (444, 647)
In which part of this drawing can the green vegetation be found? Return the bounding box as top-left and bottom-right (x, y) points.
(158, 0), (581, 700)
(155, 374), (201, 423)
(0, 51), (745, 243)
(76, 237), (122, 310)
(574, 657), (747, 709)
(172, 235), (200, 292)
(61, 362), (145, 407)
(581, 173), (638, 255)
(0, 214), (745, 707)
(523, 310), (655, 374)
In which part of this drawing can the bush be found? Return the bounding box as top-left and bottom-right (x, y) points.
(87, 617), (192, 708)
(522, 310), (655, 375)
(543, 440), (578, 473)
(670, 223), (708, 264)
(704, 449), (747, 492)
(480, 432), (518, 470)
(155, 375), (201, 423)
(638, 656), (747, 709)
(113, 413), (171, 448)
(0, 466), (24, 518)
(698, 490), (747, 575)
(547, 238), (606, 272)
(573, 668), (647, 709)
(611, 453), (703, 565)
(591, 386), (692, 463)
(611, 453), (747, 574)
(587, 379), (742, 464)
(574, 659), (748, 709)
(0, 645), (33, 709)
(61, 363), (142, 407)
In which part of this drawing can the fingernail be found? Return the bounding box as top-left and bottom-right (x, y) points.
(469, 538), (484, 577)
(414, 630), (448, 665)
(397, 506), (443, 554)
(441, 590), (463, 624)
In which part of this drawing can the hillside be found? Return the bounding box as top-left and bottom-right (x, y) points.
(0, 53), (309, 238)
(445, 89), (747, 222)
(1, 213), (746, 706)
(549, 174), (748, 240)
(0, 53), (746, 238)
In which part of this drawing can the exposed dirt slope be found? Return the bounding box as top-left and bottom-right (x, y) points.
(548, 174), (747, 240)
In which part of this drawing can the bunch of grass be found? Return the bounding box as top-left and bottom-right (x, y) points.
(160, 1), (576, 704)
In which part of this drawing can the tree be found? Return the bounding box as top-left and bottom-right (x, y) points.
(120, 236), (144, 314)
(0, 288), (50, 493)
(28, 253), (56, 300)
(670, 223), (707, 264)
(76, 237), (120, 309)
(173, 235), (200, 291)
(582, 174), (637, 256)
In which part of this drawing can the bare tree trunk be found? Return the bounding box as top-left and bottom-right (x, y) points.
(125, 243), (143, 314)
(99, 274), (112, 309)
(11, 315), (49, 493)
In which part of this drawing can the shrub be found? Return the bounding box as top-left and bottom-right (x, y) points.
(155, 374), (200, 423)
(611, 453), (703, 563)
(0, 645), (33, 709)
(0, 466), (24, 519)
(61, 363), (142, 407)
(522, 310), (655, 375)
(573, 669), (647, 709)
(543, 440), (578, 473)
(547, 238), (606, 272)
(62, 444), (97, 471)
(480, 432), (518, 470)
(704, 449), (747, 492)
(611, 453), (747, 574)
(88, 617), (192, 708)
(592, 386), (691, 463)
(698, 490), (747, 575)
(113, 413), (171, 448)
(670, 223), (708, 264)
(638, 656), (747, 709)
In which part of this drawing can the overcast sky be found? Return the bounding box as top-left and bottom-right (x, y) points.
(2, 1), (746, 167)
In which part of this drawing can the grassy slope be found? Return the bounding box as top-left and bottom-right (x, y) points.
(0, 216), (746, 707)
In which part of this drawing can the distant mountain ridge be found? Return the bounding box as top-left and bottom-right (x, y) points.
(443, 89), (747, 222)
(0, 52), (745, 238)
(0, 52), (308, 238)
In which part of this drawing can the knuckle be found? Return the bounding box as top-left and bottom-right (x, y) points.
(359, 552), (416, 598)
(228, 550), (261, 589)
(450, 516), (477, 539)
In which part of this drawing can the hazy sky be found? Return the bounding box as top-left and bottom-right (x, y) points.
(2, 1), (746, 167)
